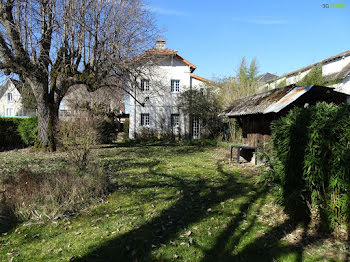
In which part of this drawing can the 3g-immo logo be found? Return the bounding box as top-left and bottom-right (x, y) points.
(322, 3), (346, 8)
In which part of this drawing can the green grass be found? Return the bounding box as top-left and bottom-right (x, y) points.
(0, 141), (348, 261)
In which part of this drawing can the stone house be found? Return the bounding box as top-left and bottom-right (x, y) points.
(129, 39), (210, 139)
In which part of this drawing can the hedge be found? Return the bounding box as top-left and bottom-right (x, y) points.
(0, 117), (38, 148)
(18, 117), (38, 146)
(269, 102), (350, 234)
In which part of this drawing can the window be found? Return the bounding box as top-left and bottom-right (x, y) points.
(192, 117), (200, 138)
(171, 114), (179, 127)
(7, 92), (13, 102)
(141, 113), (150, 126)
(144, 97), (150, 103)
(171, 80), (180, 92)
(141, 79), (150, 91)
(6, 108), (14, 116)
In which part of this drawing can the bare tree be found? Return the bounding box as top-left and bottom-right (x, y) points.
(0, 0), (158, 150)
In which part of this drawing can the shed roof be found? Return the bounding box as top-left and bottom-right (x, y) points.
(222, 85), (347, 117)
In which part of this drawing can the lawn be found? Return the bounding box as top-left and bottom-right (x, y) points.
(0, 141), (348, 261)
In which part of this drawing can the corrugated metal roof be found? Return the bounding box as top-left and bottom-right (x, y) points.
(222, 85), (294, 116)
(222, 85), (342, 117)
(264, 86), (312, 113)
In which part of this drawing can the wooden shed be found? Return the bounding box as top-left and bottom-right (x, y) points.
(222, 84), (349, 150)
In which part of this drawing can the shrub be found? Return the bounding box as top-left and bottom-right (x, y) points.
(268, 102), (350, 235)
(137, 128), (159, 141)
(0, 166), (110, 221)
(0, 117), (24, 148)
(296, 63), (324, 86)
(0, 117), (38, 148)
(57, 116), (97, 171)
(123, 118), (129, 134)
(97, 118), (117, 144)
(18, 117), (38, 145)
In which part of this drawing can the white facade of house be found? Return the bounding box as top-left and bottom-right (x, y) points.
(129, 39), (207, 139)
(0, 78), (23, 117)
(260, 50), (350, 94)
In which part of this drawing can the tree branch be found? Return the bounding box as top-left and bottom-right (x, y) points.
(0, 1), (30, 63)
(38, 0), (53, 69)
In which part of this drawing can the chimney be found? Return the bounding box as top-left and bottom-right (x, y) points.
(155, 38), (166, 49)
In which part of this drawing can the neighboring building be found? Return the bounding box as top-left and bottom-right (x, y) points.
(60, 84), (124, 120)
(222, 84), (349, 154)
(129, 39), (210, 139)
(257, 72), (278, 86)
(260, 50), (350, 94)
(0, 78), (34, 117)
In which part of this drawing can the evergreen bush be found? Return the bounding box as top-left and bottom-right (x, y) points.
(18, 117), (38, 145)
(0, 117), (37, 148)
(269, 102), (350, 234)
(0, 117), (23, 148)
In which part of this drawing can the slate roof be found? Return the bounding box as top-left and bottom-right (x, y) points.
(257, 72), (278, 84)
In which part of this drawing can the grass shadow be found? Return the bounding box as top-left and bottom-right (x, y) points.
(0, 201), (18, 235)
(75, 160), (258, 261)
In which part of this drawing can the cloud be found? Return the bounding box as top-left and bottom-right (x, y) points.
(148, 6), (188, 17)
(232, 16), (291, 25)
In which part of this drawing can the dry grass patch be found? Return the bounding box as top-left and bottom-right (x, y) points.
(0, 166), (111, 221)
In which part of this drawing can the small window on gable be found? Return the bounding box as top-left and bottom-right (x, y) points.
(141, 113), (150, 126)
(7, 93), (13, 102)
(141, 79), (150, 91)
(171, 80), (180, 93)
(171, 114), (180, 127)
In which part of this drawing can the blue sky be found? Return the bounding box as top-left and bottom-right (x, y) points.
(147, 0), (350, 79)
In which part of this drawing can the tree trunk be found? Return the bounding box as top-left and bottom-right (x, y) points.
(47, 96), (60, 152)
(37, 95), (49, 148)
(27, 78), (57, 151)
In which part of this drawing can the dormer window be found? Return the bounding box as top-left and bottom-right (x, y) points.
(171, 80), (180, 93)
(7, 92), (13, 102)
(140, 79), (150, 91)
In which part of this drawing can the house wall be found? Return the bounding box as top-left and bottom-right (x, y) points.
(0, 79), (23, 116)
(129, 56), (205, 139)
(332, 75), (350, 94)
(323, 55), (350, 76)
(260, 54), (350, 94)
(191, 77), (206, 90)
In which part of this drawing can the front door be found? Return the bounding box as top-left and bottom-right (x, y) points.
(6, 108), (14, 117)
(192, 117), (200, 139)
